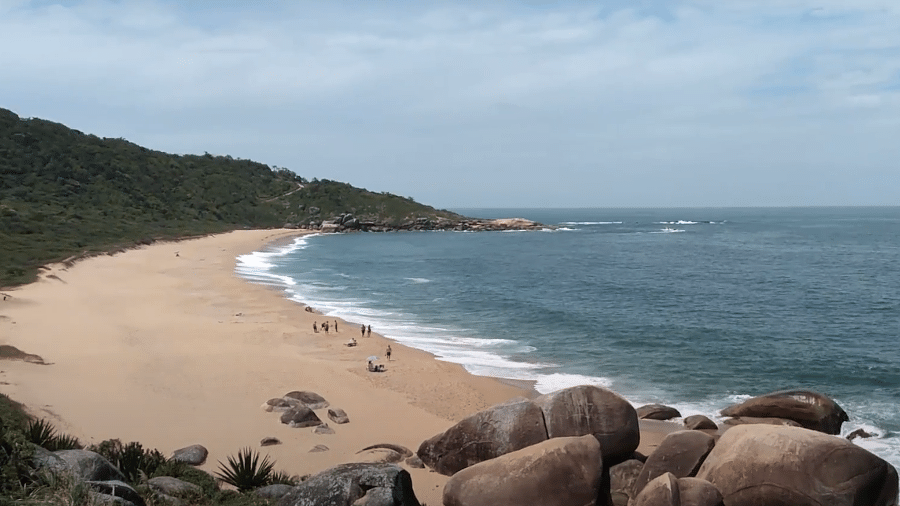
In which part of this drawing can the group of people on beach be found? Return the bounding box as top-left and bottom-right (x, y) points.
(360, 324), (371, 338)
(312, 319), (339, 334)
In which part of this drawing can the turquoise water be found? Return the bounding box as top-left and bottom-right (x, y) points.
(236, 207), (900, 469)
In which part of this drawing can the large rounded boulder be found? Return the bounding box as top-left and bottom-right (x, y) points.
(442, 435), (603, 506)
(695, 424), (898, 506)
(720, 390), (848, 435)
(280, 406), (323, 428)
(416, 397), (547, 476)
(632, 430), (715, 498)
(535, 385), (639, 464)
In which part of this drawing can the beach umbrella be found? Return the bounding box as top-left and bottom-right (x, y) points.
(367, 356), (379, 362)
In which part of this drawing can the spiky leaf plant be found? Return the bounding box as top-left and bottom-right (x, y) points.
(269, 470), (301, 486)
(25, 419), (56, 448)
(215, 448), (275, 492)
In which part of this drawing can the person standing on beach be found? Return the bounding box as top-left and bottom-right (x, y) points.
(361, 324), (366, 338)
(313, 322), (318, 333)
(367, 325), (372, 337)
(386, 345), (392, 361)
(323, 321), (329, 333)
(334, 320), (338, 332)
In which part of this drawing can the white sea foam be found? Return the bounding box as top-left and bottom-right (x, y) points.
(533, 373), (613, 394)
(657, 221), (699, 225)
(560, 221), (623, 225)
(405, 277), (431, 284)
(650, 228), (685, 233)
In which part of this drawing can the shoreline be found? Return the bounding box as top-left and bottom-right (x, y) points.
(0, 229), (534, 505)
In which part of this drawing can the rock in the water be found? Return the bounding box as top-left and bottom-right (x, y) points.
(637, 404), (682, 421)
(631, 472), (679, 506)
(284, 391), (330, 410)
(171, 444), (208, 466)
(677, 477), (724, 506)
(696, 424), (898, 506)
(417, 397), (548, 475)
(315, 423), (336, 435)
(683, 415), (718, 431)
(310, 444), (330, 452)
(354, 448), (404, 464)
(281, 406), (323, 428)
(255, 484), (296, 500)
(632, 430), (716, 498)
(328, 408), (350, 424)
(442, 435), (603, 506)
(847, 428), (875, 441)
(719, 389), (849, 435)
(261, 437), (282, 447)
(55, 449), (126, 482)
(87, 480), (145, 506)
(535, 385), (640, 464)
(610, 459), (644, 506)
(358, 444), (413, 458)
(405, 455), (425, 469)
(277, 463), (419, 506)
(147, 476), (201, 498)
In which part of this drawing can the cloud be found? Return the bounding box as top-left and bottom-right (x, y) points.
(1, 0), (898, 207)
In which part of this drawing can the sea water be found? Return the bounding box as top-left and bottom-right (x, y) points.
(236, 207), (900, 469)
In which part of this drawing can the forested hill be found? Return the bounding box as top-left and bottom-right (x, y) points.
(0, 107), (466, 287)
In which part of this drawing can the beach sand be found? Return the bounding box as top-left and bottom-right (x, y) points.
(0, 229), (680, 504)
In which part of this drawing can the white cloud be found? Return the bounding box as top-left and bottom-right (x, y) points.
(1, 0), (898, 207)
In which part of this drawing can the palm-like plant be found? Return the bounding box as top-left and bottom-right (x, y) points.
(25, 419), (56, 448)
(215, 448), (275, 492)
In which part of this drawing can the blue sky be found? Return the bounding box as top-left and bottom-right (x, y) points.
(1, 0), (898, 208)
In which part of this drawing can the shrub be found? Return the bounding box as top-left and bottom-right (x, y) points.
(268, 469), (302, 486)
(24, 419), (82, 451)
(88, 439), (166, 484)
(215, 448), (274, 492)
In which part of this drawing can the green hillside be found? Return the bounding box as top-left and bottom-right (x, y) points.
(0, 107), (462, 287)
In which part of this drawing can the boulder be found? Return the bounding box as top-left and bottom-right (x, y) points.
(30, 444), (69, 475)
(677, 477), (723, 506)
(310, 444), (330, 453)
(637, 404), (682, 421)
(147, 476), (201, 498)
(352, 486), (393, 506)
(87, 480), (145, 506)
(632, 472), (679, 506)
(683, 415), (717, 431)
(261, 437), (282, 447)
(416, 397), (548, 475)
(284, 391), (330, 410)
(281, 406), (323, 428)
(404, 456), (425, 469)
(358, 444), (413, 458)
(354, 448), (404, 464)
(54, 449), (126, 482)
(263, 398), (299, 412)
(328, 408), (350, 424)
(88, 490), (137, 505)
(535, 385), (640, 464)
(848, 428), (874, 441)
(610, 459), (644, 506)
(442, 435), (603, 506)
(719, 390), (848, 435)
(695, 424), (899, 506)
(277, 463), (419, 506)
(171, 444), (208, 466)
(315, 424), (336, 435)
(255, 484), (296, 500)
(632, 430), (716, 498)
(721, 416), (801, 428)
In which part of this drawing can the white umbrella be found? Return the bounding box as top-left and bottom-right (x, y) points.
(367, 356), (379, 362)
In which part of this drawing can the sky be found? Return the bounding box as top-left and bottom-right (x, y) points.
(1, 0), (898, 208)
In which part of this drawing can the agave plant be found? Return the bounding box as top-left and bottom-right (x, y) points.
(25, 419), (56, 448)
(215, 448), (275, 492)
(268, 470), (301, 486)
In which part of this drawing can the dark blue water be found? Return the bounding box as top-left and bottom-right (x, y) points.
(236, 207), (900, 467)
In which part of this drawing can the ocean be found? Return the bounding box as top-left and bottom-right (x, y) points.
(235, 207), (900, 470)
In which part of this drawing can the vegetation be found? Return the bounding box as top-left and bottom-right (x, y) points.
(215, 448), (275, 492)
(24, 418), (82, 451)
(0, 106), (464, 287)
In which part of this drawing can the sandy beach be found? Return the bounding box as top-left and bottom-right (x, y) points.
(0, 229), (533, 505)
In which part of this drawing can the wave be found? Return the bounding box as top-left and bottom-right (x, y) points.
(650, 228), (686, 234)
(560, 221), (623, 225)
(405, 277), (431, 284)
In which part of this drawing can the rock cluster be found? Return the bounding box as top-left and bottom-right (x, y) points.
(412, 385), (897, 506)
(304, 214), (547, 233)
